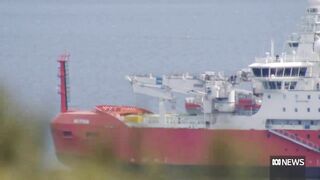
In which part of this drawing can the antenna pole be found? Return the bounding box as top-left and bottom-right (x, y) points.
(271, 39), (275, 58)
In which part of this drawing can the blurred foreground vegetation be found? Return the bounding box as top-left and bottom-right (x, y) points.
(0, 86), (268, 180)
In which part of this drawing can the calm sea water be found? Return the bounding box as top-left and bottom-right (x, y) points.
(0, 0), (307, 167)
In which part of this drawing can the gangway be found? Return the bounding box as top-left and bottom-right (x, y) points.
(268, 128), (320, 153)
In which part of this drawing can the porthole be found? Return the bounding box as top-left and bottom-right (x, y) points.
(295, 108), (298, 112)
(318, 108), (320, 112)
(307, 108), (310, 112)
(283, 107), (286, 112)
(308, 95), (311, 99)
(307, 134), (310, 139)
(318, 134), (320, 139)
(62, 131), (73, 138)
(268, 95), (271, 99)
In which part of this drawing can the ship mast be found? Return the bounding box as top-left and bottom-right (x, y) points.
(57, 53), (70, 113)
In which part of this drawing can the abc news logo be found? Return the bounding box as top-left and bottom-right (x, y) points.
(271, 158), (305, 166)
(270, 156), (305, 179)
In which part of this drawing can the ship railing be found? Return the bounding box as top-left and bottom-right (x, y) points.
(128, 73), (198, 80)
(268, 128), (320, 153)
(255, 57), (313, 63)
(142, 114), (207, 128)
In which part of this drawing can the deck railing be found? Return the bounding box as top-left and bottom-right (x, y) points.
(268, 128), (320, 153)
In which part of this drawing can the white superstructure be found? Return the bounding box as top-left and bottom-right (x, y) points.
(125, 0), (320, 133)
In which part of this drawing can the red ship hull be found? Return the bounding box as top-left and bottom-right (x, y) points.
(51, 109), (320, 169)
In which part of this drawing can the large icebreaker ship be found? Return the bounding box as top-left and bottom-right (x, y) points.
(51, 0), (320, 177)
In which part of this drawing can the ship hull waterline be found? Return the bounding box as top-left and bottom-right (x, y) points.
(51, 111), (320, 172)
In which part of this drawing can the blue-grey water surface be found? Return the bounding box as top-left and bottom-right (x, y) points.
(0, 0), (307, 168)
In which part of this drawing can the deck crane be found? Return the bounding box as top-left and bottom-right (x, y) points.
(126, 71), (252, 122)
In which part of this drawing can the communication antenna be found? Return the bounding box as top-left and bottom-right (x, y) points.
(271, 39), (275, 58)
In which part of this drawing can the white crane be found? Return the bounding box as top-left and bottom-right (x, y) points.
(126, 70), (252, 122)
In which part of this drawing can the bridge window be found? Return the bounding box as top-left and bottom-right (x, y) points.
(270, 68), (276, 76)
(276, 68), (284, 77)
(284, 81), (297, 90)
(252, 67), (306, 77)
(288, 42), (299, 48)
(276, 82), (282, 89)
(262, 68), (269, 77)
(290, 82), (297, 90)
(263, 82), (268, 89)
(263, 81), (282, 90)
(269, 81), (276, 89)
(284, 68), (291, 76)
(284, 82), (290, 89)
(299, 67), (307, 77)
(291, 68), (299, 76)
(252, 68), (261, 77)
(308, 8), (318, 13)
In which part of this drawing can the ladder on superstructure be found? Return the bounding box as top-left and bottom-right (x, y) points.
(268, 129), (320, 153)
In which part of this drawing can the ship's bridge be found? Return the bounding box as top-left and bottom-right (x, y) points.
(249, 61), (316, 91)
